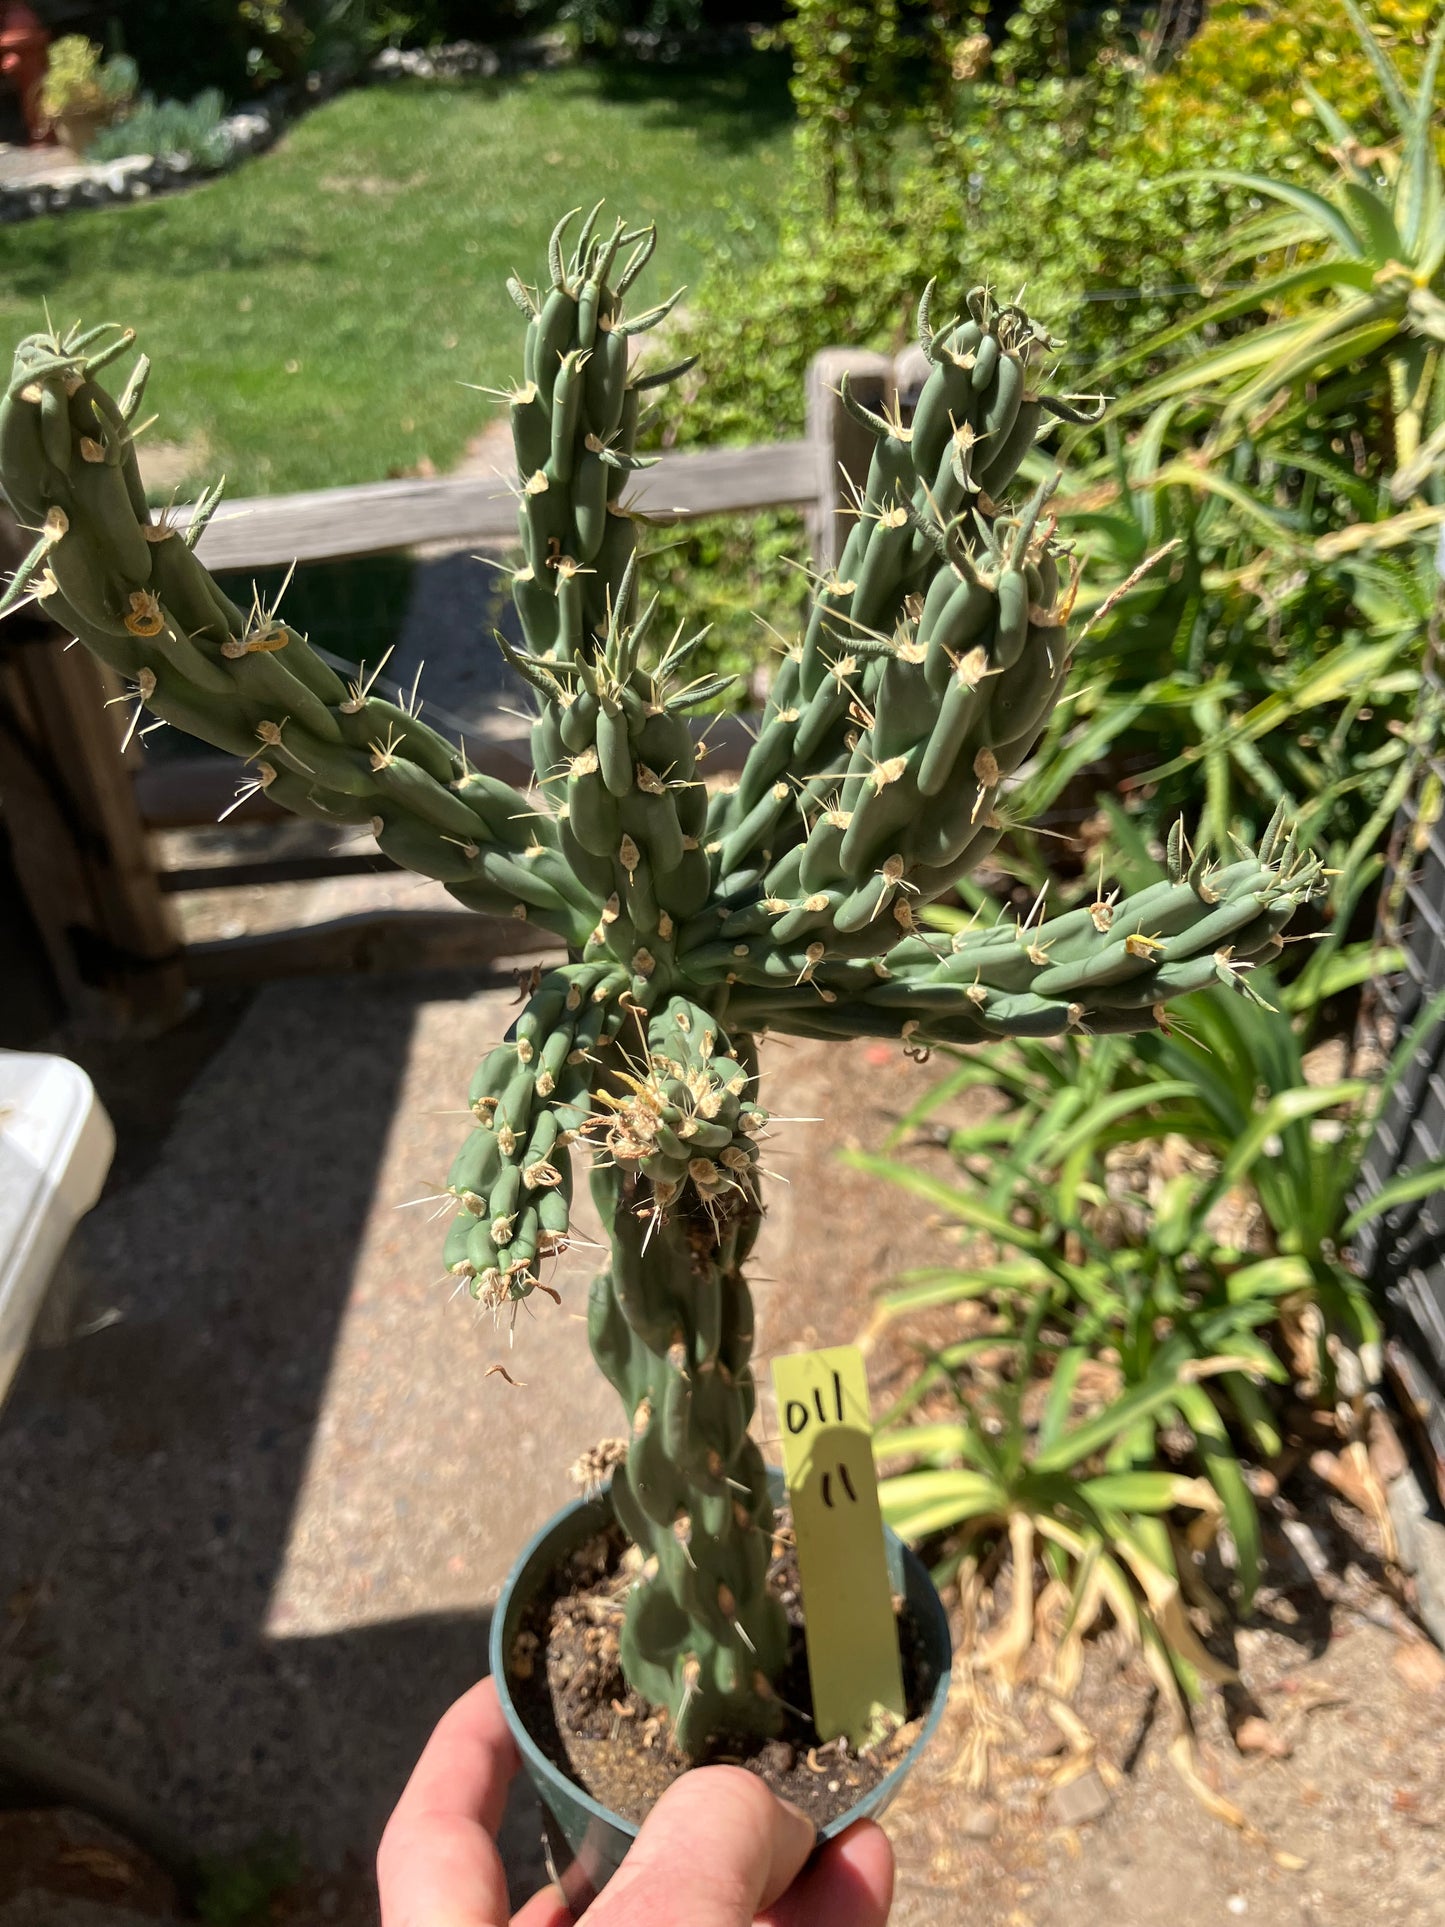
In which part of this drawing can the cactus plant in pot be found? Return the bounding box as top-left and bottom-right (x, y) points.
(0, 212), (1324, 1899)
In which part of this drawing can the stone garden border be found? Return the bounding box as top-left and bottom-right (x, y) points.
(0, 24), (765, 225)
(0, 98), (280, 224)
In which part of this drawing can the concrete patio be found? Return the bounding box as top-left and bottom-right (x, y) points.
(0, 969), (938, 1917)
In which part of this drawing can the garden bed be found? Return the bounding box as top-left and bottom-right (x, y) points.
(0, 99), (278, 222)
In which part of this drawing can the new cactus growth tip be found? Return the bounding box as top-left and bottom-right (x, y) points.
(0, 211), (1325, 1758)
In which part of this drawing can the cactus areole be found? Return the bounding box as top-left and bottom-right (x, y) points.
(0, 211), (1324, 1759)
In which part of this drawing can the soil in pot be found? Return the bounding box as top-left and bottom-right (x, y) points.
(508, 1505), (941, 1829)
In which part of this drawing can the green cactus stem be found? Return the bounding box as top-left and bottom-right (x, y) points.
(0, 214), (1327, 1762)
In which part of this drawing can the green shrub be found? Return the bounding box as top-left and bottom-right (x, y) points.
(771, 0), (956, 218)
(1141, 0), (1445, 160)
(105, 0), (411, 100)
(507, 0), (788, 51)
(39, 36), (137, 121)
(522, 0), (703, 45)
(90, 90), (232, 168)
(987, 0), (1123, 84)
(658, 54), (1262, 687)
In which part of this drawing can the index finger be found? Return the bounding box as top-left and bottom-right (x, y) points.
(377, 1677), (522, 1927)
(388, 1676), (522, 1841)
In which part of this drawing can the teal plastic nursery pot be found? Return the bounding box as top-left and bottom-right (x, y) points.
(489, 1471), (953, 1915)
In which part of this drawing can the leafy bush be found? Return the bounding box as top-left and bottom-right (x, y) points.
(987, 0), (1124, 84)
(238, 0), (408, 83)
(770, 0), (956, 217)
(104, 0), (412, 100)
(506, 0), (786, 50)
(90, 90), (232, 168)
(524, 0), (702, 45)
(658, 59), (1261, 689)
(1141, 0), (1445, 161)
(39, 36), (137, 120)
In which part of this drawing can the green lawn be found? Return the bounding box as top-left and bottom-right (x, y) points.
(0, 56), (793, 498)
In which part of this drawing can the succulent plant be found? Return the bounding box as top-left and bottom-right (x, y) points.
(0, 210), (1324, 1757)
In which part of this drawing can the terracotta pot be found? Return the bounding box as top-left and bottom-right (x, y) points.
(0, 2), (50, 145)
(48, 105), (106, 156)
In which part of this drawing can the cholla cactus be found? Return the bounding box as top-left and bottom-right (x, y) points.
(0, 211), (1324, 1757)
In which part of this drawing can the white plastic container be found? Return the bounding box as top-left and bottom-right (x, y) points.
(0, 1051), (114, 1407)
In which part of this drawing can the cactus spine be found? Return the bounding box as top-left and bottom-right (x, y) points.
(0, 213), (1325, 1758)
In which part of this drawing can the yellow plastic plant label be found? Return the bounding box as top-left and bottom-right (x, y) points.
(770, 1343), (906, 1747)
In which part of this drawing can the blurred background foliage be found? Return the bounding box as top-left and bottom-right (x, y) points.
(653, 0), (1445, 900)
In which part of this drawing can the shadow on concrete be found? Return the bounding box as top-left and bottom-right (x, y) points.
(0, 976), (547, 1913)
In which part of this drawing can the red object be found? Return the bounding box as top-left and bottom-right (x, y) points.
(0, 3), (50, 145)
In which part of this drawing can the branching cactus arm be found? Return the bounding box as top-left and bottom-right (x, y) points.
(669, 289), (1319, 1029)
(716, 812), (1321, 1044)
(0, 323), (588, 944)
(500, 208), (714, 1006)
(442, 959), (629, 1304)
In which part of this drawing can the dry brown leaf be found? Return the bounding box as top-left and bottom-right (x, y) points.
(1367, 1407), (1410, 1486)
(1167, 1734), (1267, 1847)
(1044, 1696), (1094, 1757)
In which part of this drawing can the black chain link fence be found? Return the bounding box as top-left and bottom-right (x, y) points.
(1357, 642), (1445, 1489)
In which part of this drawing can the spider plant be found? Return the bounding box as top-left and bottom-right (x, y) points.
(854, 1074), (1289, 1621)
(871, 1316), (1240, 1712)
(1001, 416), (1438, 903)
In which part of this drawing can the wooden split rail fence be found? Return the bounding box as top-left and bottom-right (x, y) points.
(0, 348), (916, 1029)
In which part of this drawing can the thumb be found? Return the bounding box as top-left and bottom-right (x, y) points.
(585, 1767), (816, 1927)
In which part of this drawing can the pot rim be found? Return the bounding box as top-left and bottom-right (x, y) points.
(488, 1478), (953, 1846)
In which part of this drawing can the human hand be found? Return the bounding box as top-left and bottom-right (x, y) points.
(378, 1677), (895, 1927)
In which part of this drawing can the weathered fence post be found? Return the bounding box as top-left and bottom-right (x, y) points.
(805, 348), (895, 571)
(0, 609), (187, 1032)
